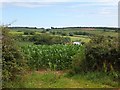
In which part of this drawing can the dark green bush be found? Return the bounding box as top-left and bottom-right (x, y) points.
(24, 31), (35, 35)
(70, 35), (120, 76)
(85, 36), (120, 72)
(2, 27), (27, 87)
(74, 31), (90, 35)
(69, 32), (74, 36)
(61, 32), (67, 36)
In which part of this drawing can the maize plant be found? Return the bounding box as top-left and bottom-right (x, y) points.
(22, 44), (84, 70)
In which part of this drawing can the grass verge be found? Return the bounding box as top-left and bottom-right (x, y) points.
(4, 70), (120, 88)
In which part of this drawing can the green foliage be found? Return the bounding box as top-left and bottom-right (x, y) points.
(68, 71), (120, 87)
(69, 35), (120, 75)
(61, 32), (67, 36)
(84, 36), (120, 72)
(50, 31), (56, 35)
(24, 31), (35, 35)
(2, 27), (27, 87)
(30, 34), (71, 45)
(74, 31), (90, 35)
(41, 30), (47, 33)
(5, 71), (120, 88)
(54, 31), (67, 36)
(69, 32), (74, 36)
(22, 44), (83, 70)
(71, 46), (86, 73)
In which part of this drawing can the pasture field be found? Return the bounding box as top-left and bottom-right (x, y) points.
(68, 36), (90, 43)
(51, 28), (118, 37)
(9, 27), (118, 40)
(9, 31), (41, 35)
(9, 27), (44, 31)
(9, 30), (90, 42)
(80, 30), (118, 37)
(9, 31), (24, 35)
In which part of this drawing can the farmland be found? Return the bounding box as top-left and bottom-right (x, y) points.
(22, 44), (84, 70)
(9, 27), (118, 43)
(2, 27), (120, 88)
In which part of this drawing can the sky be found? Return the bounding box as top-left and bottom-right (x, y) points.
(0, 0), (119, 28)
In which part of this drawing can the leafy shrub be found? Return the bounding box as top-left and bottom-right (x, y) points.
(71, 46), (86, 73)
(70, 35), (120, 74)
(84, 36), (120, 72)
(2, 27), (27, 87)
(69, 32), (74, 36)
(24, 31), (35, 35)
(61, 32), (67, 36)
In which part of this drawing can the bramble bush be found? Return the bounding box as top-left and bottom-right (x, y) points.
(70, 35), (120, 79)
(2, 27), (27, 87)
(85, 36), (120, 72)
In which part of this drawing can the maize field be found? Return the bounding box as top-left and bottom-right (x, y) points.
(22, 44), (84, 70)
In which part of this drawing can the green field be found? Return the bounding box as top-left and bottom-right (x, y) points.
(9, 31), (24, 35)
(3, 27), (120, 88)
(68, 36), (90, 42)
(51, 28), (118, 37)
(9, 27), (118, 43)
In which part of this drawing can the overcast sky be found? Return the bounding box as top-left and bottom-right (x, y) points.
(0, 0), (119, 28)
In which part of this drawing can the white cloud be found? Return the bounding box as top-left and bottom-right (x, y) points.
(99, 7), (118, 16)
(6, 2), (57, 8)
(1, 0), (73, 8)
(0, 0), (119, 3)
(99, 8), (114, 15)
(0, 0), (119, 8)
(1, 0), (75, 3)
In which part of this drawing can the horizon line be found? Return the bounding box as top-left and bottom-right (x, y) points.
(7, 26), (118, 29)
